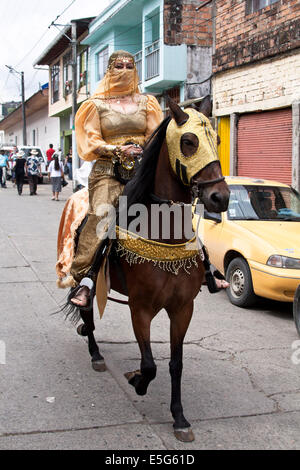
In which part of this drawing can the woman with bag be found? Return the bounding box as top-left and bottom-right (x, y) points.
(48, 154), (64, 201)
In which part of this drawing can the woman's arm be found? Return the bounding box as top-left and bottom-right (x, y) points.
(145, 95), (164, 142)
(75, 100), (118, 161)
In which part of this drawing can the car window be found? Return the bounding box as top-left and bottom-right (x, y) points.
(228, 185), (300, 221)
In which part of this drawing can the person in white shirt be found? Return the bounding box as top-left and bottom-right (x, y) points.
(48, 154), (64, 201)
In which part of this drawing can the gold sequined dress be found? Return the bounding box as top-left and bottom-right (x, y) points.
(70, 93), (163, 283)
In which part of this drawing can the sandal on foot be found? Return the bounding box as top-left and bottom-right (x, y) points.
(68, 278), (95, 312)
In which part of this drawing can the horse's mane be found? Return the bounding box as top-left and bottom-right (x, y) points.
(123, 116), (171, 207)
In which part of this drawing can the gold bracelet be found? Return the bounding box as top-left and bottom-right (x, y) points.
(112, 145), (123, 159)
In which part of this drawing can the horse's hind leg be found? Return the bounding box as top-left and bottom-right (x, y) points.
(77, 308), (106, 372)
(168, 302), (195, 442)
(125, 308), (156, 396)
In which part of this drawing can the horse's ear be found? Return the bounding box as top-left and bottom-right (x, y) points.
(198, 95), (212, 118)
(166, 96), (189, 126)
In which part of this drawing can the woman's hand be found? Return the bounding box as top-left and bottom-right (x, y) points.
(120, 144), (143, 159)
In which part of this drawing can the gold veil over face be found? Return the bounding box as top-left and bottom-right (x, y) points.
(166, 108), (219, 186)
(93, 50), (140, 99)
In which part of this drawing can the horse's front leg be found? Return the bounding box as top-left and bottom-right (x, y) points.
(168, 302), (195, 442)
(125, 307), (157, 396)
(77, 308), (106, 372)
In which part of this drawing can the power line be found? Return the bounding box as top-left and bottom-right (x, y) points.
(53, 0), (77, 24)
(4, 1), (229, 103)
(1, 0), (79, 103)
(14, 1), (215, 75)
(16, 0), (78, 68)
(16, 30), (51, 68)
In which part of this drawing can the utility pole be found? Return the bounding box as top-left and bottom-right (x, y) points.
(5, 66), (27, 145)
(71, 20), (79, 191)
(21, 72), (27, 145)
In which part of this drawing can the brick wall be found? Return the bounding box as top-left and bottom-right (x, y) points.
(213, 50), (300, 115)
(164, 0), (213, 46)
(213, 0), (300, 73)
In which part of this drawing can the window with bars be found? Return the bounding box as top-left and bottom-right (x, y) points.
(63, 52), (72, 96)
(51, 63), (60, 103)
(78, 49), (88, 89)
(246, 0), (278, 14)
(97, 47), (109, 81)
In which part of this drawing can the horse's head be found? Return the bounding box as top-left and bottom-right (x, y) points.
(166, 97), (230, 213)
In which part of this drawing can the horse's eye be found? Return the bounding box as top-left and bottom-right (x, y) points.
(182, 139), (193, 146)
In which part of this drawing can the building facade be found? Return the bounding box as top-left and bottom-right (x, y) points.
(34, 18), (94, 155)
(0, 87), (59, 151)
(84, 0), (213, 109)
(213, 0), (300, 189)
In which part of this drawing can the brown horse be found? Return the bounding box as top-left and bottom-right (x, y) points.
(76, 97), (230, 442)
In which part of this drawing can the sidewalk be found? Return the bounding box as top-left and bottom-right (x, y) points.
(0, 181), (300, 450)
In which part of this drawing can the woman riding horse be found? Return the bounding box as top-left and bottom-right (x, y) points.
(57, 84), (230, 441)
(56, 52), (228, 303)
(67, 50), (163, 308)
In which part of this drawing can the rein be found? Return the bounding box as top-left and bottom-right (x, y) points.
(150, 176), (225, 206)
(150, 193), (188, 206)
(191, 175), (225, 200)
(194, 176), (225, 187)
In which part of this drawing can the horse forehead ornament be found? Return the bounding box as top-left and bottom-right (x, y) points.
(166, 108), (219, 186)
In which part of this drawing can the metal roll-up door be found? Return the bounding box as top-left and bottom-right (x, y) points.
(237, 108), (292, 184)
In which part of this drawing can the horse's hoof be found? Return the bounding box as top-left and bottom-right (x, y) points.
(77, 324), (88, 336)
(92, 360), (106, 372)
(174, 428), (195, 443)
(124, 370), (141, 383)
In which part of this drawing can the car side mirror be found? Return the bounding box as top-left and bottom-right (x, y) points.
(204, 211), (222, 223)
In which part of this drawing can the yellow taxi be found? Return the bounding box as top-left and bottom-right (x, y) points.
(195, 176), (300, 307)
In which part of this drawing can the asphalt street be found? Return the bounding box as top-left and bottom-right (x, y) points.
(0, 180), (300, 450)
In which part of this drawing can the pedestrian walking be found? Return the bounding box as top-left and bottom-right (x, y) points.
(13, 151), (26, 195)
(26, 149), (42, 195)
(46, 144), (55, 169)
(10, 146), (18, 185)
(0, 150), (9, 188)
(48, 154), (64, 201)
(65, 148), (73, 180)
(57, 148), (63, 162)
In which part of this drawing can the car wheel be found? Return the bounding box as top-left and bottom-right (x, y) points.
(226, 257), (258, 308)
(293, 285), (300, 338)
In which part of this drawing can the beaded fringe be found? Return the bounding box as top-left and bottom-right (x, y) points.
(115, 243), (199, 276)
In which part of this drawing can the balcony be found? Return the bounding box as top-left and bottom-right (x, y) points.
(134, 50), (142, 84)
(145, 40), (160, 81)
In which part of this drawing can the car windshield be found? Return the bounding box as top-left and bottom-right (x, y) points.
(227, 185), (300, 221)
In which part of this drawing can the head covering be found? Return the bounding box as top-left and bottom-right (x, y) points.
(16, 151), (25, 158)
(30, 149), (39, 155)
(166, 108), (219, 186)
(92, 50), (140, 99)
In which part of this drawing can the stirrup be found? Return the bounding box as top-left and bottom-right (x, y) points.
(68, 278), (95, 312)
